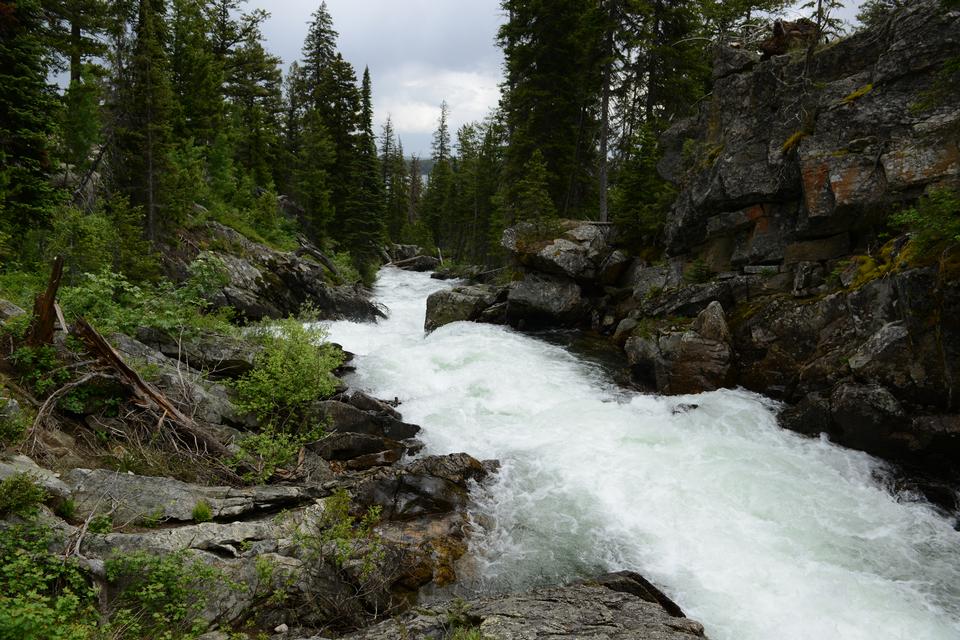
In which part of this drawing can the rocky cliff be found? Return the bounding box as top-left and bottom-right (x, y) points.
(443, 0), (960, 496)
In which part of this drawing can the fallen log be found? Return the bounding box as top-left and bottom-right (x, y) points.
(295, 235), (344, 282)
(70, 317), (234, 461)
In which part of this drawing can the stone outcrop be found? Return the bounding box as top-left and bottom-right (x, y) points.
(424, 285), (501, 331)
(164, 222), (385, 322)
(327, 571), (706, 640)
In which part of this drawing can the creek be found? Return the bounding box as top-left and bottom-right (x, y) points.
(325, 267), (960, 640)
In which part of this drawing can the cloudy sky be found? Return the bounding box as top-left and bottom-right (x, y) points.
(250, 0), (505, 157)
(249, 0), (863, 157)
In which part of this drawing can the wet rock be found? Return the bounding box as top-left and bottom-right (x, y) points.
(626, 302), (733, 395)
(505, 273), (585, 328)
(308, 432), (408, 468)
(309, 401), (420, 440)
(345, 391), (402, 420)
(424, 285), (499, 331)
(65, 468), (322, 524)
(829, 382), (905, 455)
(394, 255), (441, 272)
(389, 244), (422, 262)
(348, 453), (488, 521)
(335, 571), (706, 640)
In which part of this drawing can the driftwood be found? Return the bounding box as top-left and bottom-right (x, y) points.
(294, 235), (344, 282)
(26, 256), (65, 347)
(70, 317), (234, 460)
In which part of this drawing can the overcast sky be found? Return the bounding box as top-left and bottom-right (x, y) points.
(249, 0), (863, 157)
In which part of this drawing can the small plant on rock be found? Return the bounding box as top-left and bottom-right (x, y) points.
(191, 500), (213, 523)
(0, 473), (47, 517)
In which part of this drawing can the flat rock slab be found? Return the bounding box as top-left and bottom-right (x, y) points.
(66, 468), (323, 524)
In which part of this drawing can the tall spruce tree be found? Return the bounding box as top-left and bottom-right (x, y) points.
(0, 0), (60, 260)
(111, 0), (175, 243)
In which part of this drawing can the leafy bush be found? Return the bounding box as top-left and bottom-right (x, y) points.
(229, 424), (324, 484)
(684, 258), (714, 284)
(59, 264), (234, 336)
(293, 488), (383, 579)
(890, 188), (960, 249)
(104, 551), (224, 640)
(233, 319), (342, 428)
(0, 399), (29, 448)
(9, 345), (71, 396)
(331, 251), (362, 284)
(0, 521), (98, 640)
(0, 473), (47, 517)
(88, 514), (112, 534)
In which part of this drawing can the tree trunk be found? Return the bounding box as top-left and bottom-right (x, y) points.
(26, 257), (65, 347)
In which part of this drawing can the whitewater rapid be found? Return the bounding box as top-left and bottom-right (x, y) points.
(325, 267), (960, 640)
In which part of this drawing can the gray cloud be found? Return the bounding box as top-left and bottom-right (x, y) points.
(250, 0), (505, 156)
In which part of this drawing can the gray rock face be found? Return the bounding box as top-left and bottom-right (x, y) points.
(0, 454), (71, 500)
(505, 273), (584, 328)
(424, 285), (499, 331)
(501, 220), (621, 286)
(659, 0), (960, 261)
(165, 223), (385, 322)
(334, 571), (705, 640)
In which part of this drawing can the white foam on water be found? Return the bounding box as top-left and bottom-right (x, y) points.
(325, 267), (960, 640)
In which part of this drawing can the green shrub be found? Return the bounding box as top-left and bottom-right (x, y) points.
(889, 188), (960, 249)
(331, 251), (362, 284)
(88, 514), (112, 534)
(104, 551), (223, 640)
(234, 319), (342, 428)
(191, 500), (212, 523)
(0, 399), (29, 448)
(229, 423), (324, 484)
(59, 265), (234, 336)
(0, 521), (99, 640)
(10, 345), (71, 396)
(0, 474), (47, 517)
(293, 488), (383, 579)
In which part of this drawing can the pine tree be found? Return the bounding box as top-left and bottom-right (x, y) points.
(42, 0), (111, 84)
(111, 0), (176, 244)
(341, 67), (385, 274)
(302, 1), (337, 107)
(169, 0), (223, 146)
(0, 0), (60, 260)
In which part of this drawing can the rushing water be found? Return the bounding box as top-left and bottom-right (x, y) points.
(325, 267), (960, 640)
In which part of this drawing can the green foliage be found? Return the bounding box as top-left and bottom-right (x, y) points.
(0, 474), (47, 518)
(191, 500), (212, 523)
(88, 514), (113, 534)
(0, 520), (98, 640)
(230, 424), (324, 484)
(10, 345), (71, 396)
(0, 400), (28, 448)
(293, 488), (384, 579)
(889, 189), (960, 249)
(781, 130), (809, 154)
(330, 251), (362, 285)
(612, 127), (676, 249)
(59, 263), (234, 336)
(104, 551), (221, 640)
(449, 628), (486, 640)
(233, 319), (342, 428)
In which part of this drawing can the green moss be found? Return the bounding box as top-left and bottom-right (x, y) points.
(841, 83), (873, 105)
(781, 130), (808, 154)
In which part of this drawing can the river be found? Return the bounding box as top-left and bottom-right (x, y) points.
(325, 267), (960, 640)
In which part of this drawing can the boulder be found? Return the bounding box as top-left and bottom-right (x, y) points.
(348, 453), (488, 521)
(394, 255), (440, 272)
(309, 400), (421, 440)
(0, 454), (71, 500)
(334, 571), (705, 640)
(389, 244), (421, 262)
(344, 391), (402, 420)
(505, 273), (585, 328)
(0, 299), (26, 322)
(424, 285), (499, 331)
(829, 382), (905, 456)
(626, 302), (733, 394)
